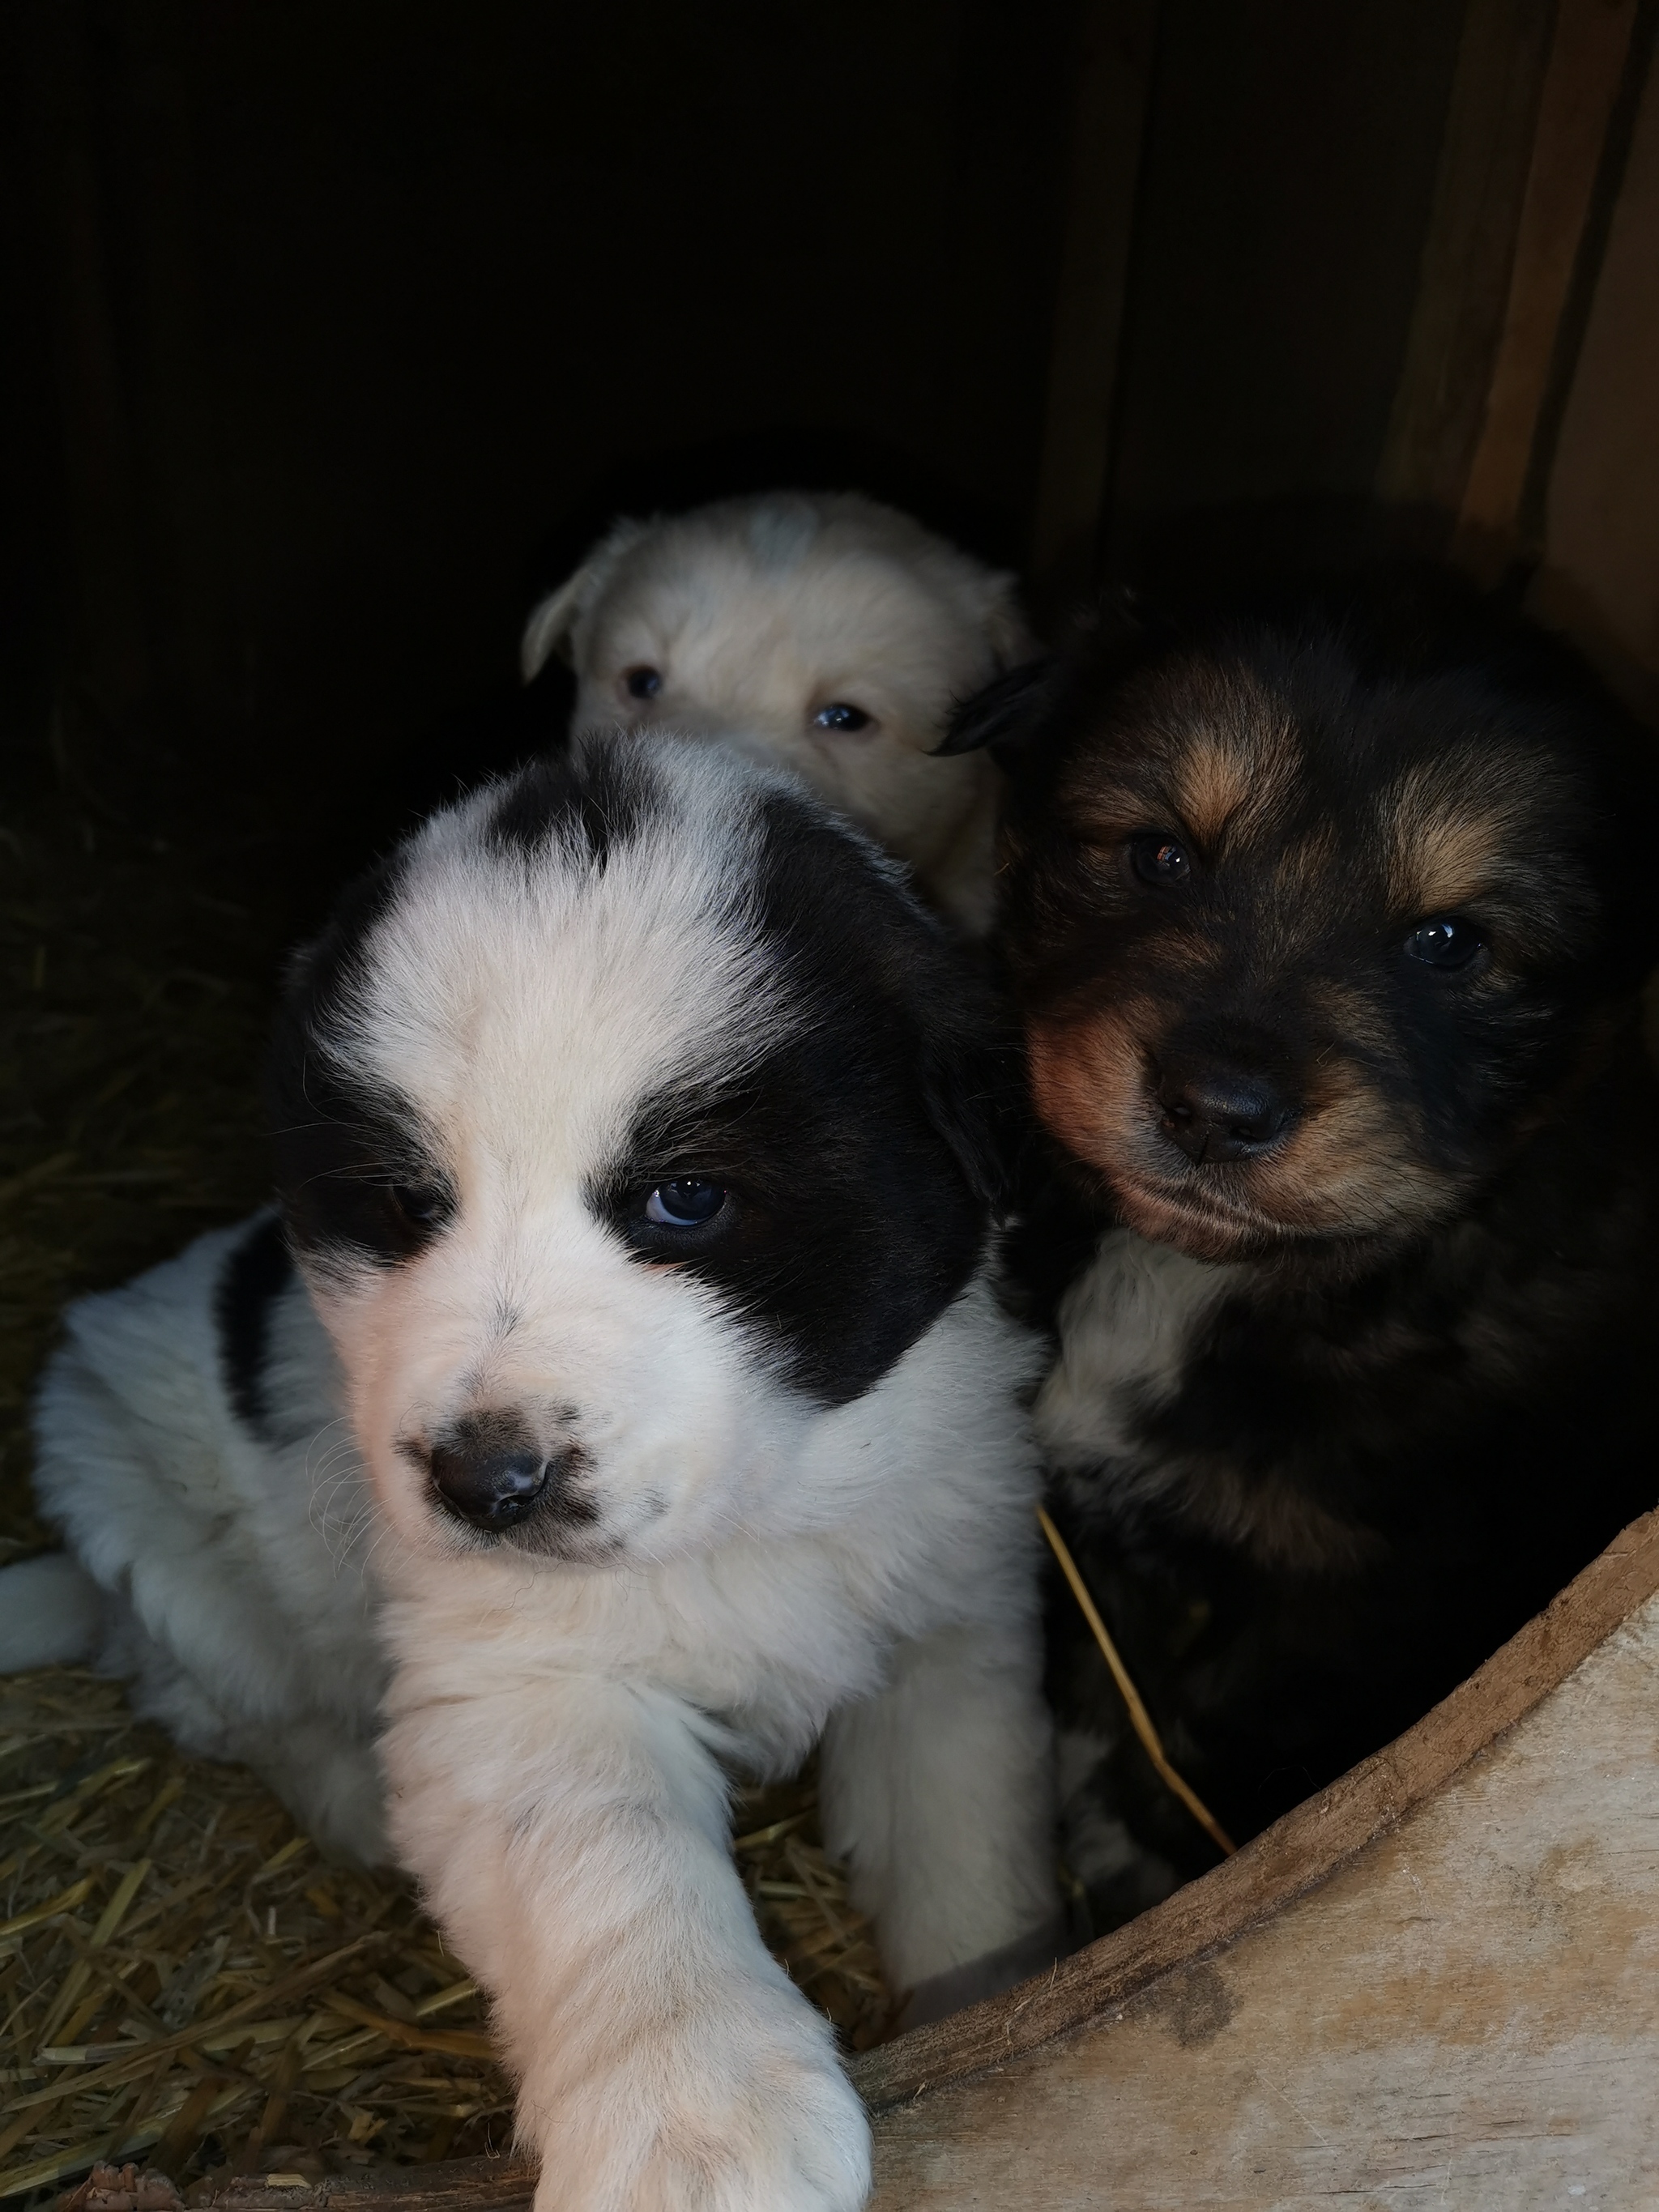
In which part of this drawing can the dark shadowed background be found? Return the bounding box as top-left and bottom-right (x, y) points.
(15, 0), (1651, 851)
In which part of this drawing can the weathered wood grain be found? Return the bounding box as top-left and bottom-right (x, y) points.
(209, 2157), (535, 2212)
(1455, 0), (1646, 576)
(869, 1576), (1659, 2206)
(1375, 0), (1557, 517)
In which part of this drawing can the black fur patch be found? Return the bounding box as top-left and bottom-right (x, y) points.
(214, 1210), (295, 1438)
(592, 780), (1020, 1404)
(265, 847), (456, 1272)
(485, 744), (649, 866)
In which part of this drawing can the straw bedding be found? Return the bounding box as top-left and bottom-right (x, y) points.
(0, 761), (890, 2206)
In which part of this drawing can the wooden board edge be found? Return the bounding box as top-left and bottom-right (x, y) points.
(850, 1498), (1659, 2111)
(1453, 0), (1647, 575)
(1375, 0), (1556, 515)
(204, 2151), (536, 2212)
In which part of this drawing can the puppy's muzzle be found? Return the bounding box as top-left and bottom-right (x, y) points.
(1156, 1051), (1296, 1166)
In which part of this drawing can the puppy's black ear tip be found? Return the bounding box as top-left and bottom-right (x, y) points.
(936, 656), (1057, 757)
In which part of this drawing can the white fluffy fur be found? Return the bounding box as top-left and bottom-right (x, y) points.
(25, 1221), (388, 1860)
(0, 1552), (103, 1671)
(522, 491), (1031, 933)
(1036, 1227), (1237, 1471)
(10, 740), (1059, 2210)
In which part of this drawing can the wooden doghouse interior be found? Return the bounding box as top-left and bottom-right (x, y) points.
(2, 0), (1657, 2201)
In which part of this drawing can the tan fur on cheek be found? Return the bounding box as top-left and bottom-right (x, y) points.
(1028, 1008), (1268, 1258)
(1248, 1060), (1464, 1240)
(1028, 1009), (1158, 1175)
(1028, 992), (1467, 1257)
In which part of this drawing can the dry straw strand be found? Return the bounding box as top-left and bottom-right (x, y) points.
(1038, 1505), (1237, 1858)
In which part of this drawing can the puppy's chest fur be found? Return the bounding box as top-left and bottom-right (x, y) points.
(1034, 1107), (1659, 1860)
(1046, 1177), (1655, 1571)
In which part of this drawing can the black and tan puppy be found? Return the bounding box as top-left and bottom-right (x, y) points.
(947, 570), (1659, 1926)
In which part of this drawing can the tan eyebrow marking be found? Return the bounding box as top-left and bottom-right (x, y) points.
(1169, 732), (1263, 848)
(1157, 662), (1302, 851)
(1385, 761), (1533, 912)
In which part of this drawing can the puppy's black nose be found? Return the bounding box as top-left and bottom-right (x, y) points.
(429, 1443), (549, 1532)
(1157, 1058), (1294, 1164)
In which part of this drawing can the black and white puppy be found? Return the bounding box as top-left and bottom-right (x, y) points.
(947, 570), (1659, 1926)
(6, 736), (1059, 2209)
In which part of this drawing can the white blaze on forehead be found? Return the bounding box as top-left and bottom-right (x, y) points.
(337, 756), (786, 1178)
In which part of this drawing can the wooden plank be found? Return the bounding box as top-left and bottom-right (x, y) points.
(1026, 0), (1159, 610)
(1375, 0), (1557, 517)
(1529, 30), (1659, 709)
(870, 1580), (1659, 2204)
(210, 2157), (534, 2212)
(1454, 0), (1647, 578)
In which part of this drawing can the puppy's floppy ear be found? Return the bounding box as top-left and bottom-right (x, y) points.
(933, 656), (1057, 758)
(913, 980), (1029, 1217)
(520, 571), (595, 682)
(519, 515), (650, 682)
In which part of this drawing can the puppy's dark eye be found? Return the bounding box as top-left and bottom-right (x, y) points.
(812, 702), (872, 734)
(390, 1181), (446, 1226)
(644, 1178), (727, 1228)
(1405, 917), (1486, 970)
(623, 666), (662, 700)
(1129, 832), (1192, 884)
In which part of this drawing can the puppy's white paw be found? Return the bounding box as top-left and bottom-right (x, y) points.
(527, 1980), (871, 2212)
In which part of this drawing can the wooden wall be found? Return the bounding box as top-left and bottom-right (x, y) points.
(1101, 0), (1466, 565)
(1533, 45), (1659, 715)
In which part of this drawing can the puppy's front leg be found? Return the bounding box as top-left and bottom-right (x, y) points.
(383, 1667), (870, 2212)
(821, 1618), (1062, 2026)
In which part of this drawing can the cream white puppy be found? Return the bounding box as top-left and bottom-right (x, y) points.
(6, 737), (1060, 2211)
(521, 491), (1032, 933)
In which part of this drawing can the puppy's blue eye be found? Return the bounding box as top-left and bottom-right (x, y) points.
(624, 666), (662, 700)
(1130, 832), (1192, 884)
(1405, 917), (1485, 970)
(390, 1182), (446, 1225)
(645, 1178), (727, 1228)
(812, 702), (871, 734)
